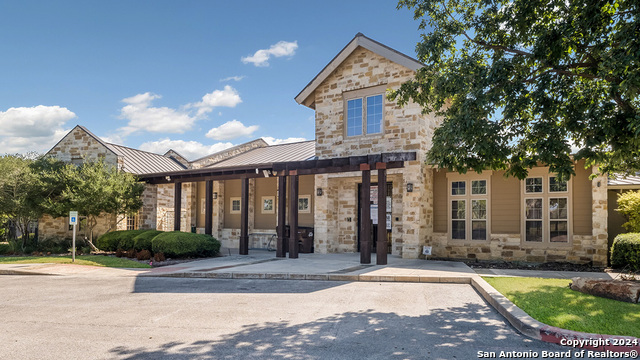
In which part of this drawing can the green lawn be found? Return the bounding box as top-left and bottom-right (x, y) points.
(0, 255), (151, 268)
(484, 277), (640, 338)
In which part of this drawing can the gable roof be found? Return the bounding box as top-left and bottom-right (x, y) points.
(191, 138), (269, 165)
(106, 143), (187, 175)
(207, 140), (316, 168)
(46, 125), (118, 157)
(295, 33), (423, 109)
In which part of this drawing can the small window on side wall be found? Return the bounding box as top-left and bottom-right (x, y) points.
(230, 197), (241, 214)
(298, 195), (311, 213)
(261, 196), (275, 214)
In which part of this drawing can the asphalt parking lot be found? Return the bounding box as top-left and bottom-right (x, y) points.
(0, 275), (579, 359)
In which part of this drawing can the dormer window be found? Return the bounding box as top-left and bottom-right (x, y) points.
(345, 93), (384, 137)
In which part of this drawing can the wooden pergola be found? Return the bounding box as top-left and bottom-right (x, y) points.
(140, 151), (416, 265)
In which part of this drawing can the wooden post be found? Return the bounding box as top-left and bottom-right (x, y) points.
(174, 182), (181, 231)
(240, 177), (249, 255)
(288, 172), (299, 259)
(205, 180), (213, 236)
(376, 166), (387, 265)
(277, 175), (287, 258)
(360, 166), (371, 264)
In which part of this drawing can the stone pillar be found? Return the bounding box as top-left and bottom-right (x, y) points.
(401, 162), (428, 259)
(139, 184), (158, 230)
(592, 167), (608, 267)
(376, 166), (387, 265)
(213, 181), (224, 239)
(313, 174), (330, 254)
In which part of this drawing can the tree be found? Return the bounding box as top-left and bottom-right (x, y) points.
(615, 190), (640, 232)
(391, 0), (639, 179)
(0, 154), (58, 248)
(54, 160), (145, 244)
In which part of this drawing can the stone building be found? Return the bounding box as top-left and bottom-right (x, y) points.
(42, 33), (629, 267)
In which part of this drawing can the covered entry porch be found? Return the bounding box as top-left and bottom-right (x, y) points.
(141, 152), (416, 265)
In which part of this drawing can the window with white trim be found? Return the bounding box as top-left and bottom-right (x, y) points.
(230, 197), (241, 214)
(449, 177), (489, 241)
(522, 174), (570, 244)
(346, 94), (383, 137)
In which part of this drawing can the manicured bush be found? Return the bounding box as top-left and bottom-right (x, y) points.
(616, 191), (640, 232)
(153, 252), (165, 262)
(151, 232), (220, 258)
(37, 236), (72, 254)
(96, 229), (149, 251)
(610, 233), (640, 271)
(132, 230), (162, 251)
(0, 243), (10, 255)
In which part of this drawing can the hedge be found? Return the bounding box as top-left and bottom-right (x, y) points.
(151, 232), (220, 258)
(133, 230), (163, 251)
(96, 229), (150, 251)
(610, 233), (640, 271)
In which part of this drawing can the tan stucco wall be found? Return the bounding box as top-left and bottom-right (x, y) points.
(491, 171), (520, 234)
(573, 161), (593, 235)
(254, 177), (277, 229)
(224, 179), (241, 229)
(433, 169), (447, 233)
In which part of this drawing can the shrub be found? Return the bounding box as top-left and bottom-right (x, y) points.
(136, 249), (151, 260)
(610, 233), (640, 271)
(133, 230), (162, 251)
(115, 249), (125, 258)
(616, 191), (640, 232)
(96, 230), (150, 251)
(0, 242), (12, 255)
(126, 248), (136, 258)
(37, 236), (72, 254)
(153, 252), (165, 262)
(151, 232), (220, 258)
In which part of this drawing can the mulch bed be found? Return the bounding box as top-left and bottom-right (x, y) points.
(459, 259), (607, 272)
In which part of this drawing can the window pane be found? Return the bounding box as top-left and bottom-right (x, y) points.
(451, 181), (466, 195)
(366, 95), (383, 134)
(471, 180), (487, 195)
(472, 221), (486, 240)
(232, 200), (240, 212)
(525, 198), (542, 220)
(525, 221), (543, 242)
(452, 220), (465, 240)
(550, 221), (568, 242)
(452, 200), (465, 219)
(549, 177), (568, 192)
(525, 177), (543, 193)
(471, 199), (486, 219)
(549, 198), (568, 220)
(347, 98), (363, 136)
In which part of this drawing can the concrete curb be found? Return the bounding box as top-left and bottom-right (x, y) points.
(0, 269), (56, 276)
(147, 270), (640, 351)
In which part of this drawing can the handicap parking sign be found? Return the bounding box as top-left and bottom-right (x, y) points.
(69, 211), (78, 225)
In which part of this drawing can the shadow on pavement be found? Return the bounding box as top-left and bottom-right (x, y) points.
(108, 304), (571, 360)
(132, 276), (345, 294)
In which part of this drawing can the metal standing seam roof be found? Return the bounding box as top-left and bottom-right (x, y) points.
(608, 175), (640, 188)
(207, 140), (317, 168)
(106, 143), (187, 175)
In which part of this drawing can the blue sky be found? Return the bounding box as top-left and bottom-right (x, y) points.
(0, 1), (423, 160)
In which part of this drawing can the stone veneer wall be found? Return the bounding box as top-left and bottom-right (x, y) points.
(311, 47), (440, 259)
(38, 214), (115, 241)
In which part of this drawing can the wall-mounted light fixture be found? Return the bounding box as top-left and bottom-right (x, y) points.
(213, 192), (218, 199)
(597, 181), (601, 187)
(316, 188), (323, 196)
(165, 176), (171, 182)
(407, 183), (414, 192)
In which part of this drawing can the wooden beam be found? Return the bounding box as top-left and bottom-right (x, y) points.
(288, 174), (299, 259)
(205, 180), (213, 236)
(360, 169), (371, 264)
(376, 169), (387, 265)
(239, 177), (249, 255)
(174, 182), (182, 231)
(276, 176), (287, 258)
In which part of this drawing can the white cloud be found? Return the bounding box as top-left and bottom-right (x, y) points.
(118, 92), (195, 135)
(0, 105), (76, 155)
(241, 40), (298, 67)
(0, 105), (76, 137)
(118, 87), (242, 135)
(206, 120), (259, 141)
(262, 136), (307, 145)
(0, 128), (71, 155)
(139, 138), (234, 160)
(220, 75), (245, 82)
(190, 86), (242, 117)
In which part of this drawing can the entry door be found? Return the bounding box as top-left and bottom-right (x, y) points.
(357, 182), (392, 253)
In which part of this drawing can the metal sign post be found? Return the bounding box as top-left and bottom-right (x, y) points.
(69, 211), (78, 262)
